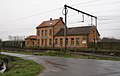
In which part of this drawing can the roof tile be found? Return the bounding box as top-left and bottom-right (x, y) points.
(36, 18), (60, 28)
(25, 35), (37, 40)
(55, 26), (96, 36)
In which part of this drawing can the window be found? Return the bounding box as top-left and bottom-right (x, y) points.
(55, 38), (58, 45)
(32, 41), (34, 45)
(82, 38), (87, 44)
(60, 38), (63, 46)
(71, 38), (74, 46)
(49, 29), (52, 36)
(38, 39), (40, 45)
(41, 39), (44, 46)
(91, 38), (95, 42)
(49, 39), (52, 45)
(66, 38), (68, 45)
(37, 30), (40, 36)
(45, 30), (47, 36)
(45, 39), (47, 46)
(42, 30), (44, 36)
(76, 38), (80, 46)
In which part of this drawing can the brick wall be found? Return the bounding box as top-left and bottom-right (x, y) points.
(54, 35), (87, 48)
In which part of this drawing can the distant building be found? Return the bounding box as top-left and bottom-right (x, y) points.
(25, 17), (100, 48)
(25, 35), (37, 47)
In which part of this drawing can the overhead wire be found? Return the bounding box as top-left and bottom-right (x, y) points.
(98, 18), (120, 21)
(98, 20), (120, 24)
(68, 18), (120, 25)
(73, 1), (120, 7)
(0, 7), (63, 25)
(0, 0), (120, 29)
(0, 0), (102, 25)
(68, 9), (120, 18)
(1, 0), (120, 39)
(71, 0), (100, 6)
(91, 9), (120, 13)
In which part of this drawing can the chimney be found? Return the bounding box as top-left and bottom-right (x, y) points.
(60, 17), (63, 20)
(50, 18), (52, 20)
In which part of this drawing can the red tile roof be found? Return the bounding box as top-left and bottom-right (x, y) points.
(25, 35), (37, 40)
(55, 26), (100, 36)
(36, 17), (63, 28)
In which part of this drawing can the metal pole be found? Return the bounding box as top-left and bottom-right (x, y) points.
(95, 17), (97, 28)
(64, 4), (67, 52)
(65, 5), (97, 18)
(95, 17), (97, 51)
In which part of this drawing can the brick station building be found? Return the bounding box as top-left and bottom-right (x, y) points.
(25, 17), (100, 48)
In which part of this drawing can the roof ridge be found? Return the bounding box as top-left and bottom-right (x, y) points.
(55, 26), (97, 36)
(36, 18), (61, 28)
(68, 26), (95, 29)
(58, 26), (95, 30)
(45, 18), (59, 22)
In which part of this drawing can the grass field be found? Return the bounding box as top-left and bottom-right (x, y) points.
(0, 54), (43, 76)
(32, 51), (120, 61)
(2, 50), (120, 61)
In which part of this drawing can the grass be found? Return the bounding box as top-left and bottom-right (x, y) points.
(1, 50), (120, 61)
(0, 54), (43, 76)
(33, 51), (120, 61)
(33, 51), (74, 57)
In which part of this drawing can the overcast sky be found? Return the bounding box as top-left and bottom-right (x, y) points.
(0, 0), (120, 40)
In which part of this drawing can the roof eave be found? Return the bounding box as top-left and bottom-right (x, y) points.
(55, 34), (89, 36)
(36, 25), (54, 29)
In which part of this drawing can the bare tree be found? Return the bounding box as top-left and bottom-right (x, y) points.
(8, 35), (13, 41)
(8, 35), (25, 41)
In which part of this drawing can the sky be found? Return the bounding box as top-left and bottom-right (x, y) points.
(0, 0), (120, 40)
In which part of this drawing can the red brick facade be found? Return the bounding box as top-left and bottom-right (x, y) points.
(25, 17), (100, 48)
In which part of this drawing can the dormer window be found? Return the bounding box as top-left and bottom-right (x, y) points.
(50, 22), (52, 25)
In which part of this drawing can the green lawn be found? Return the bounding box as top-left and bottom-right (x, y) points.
(0, 54), (43, 76)
(2, 50), (120, 61)
(32, 51), (120, 61)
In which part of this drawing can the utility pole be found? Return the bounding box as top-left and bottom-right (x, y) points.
(62, 4), (68, 52)
(63, 4), (97, 52)
(95, 17), (98, 51)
